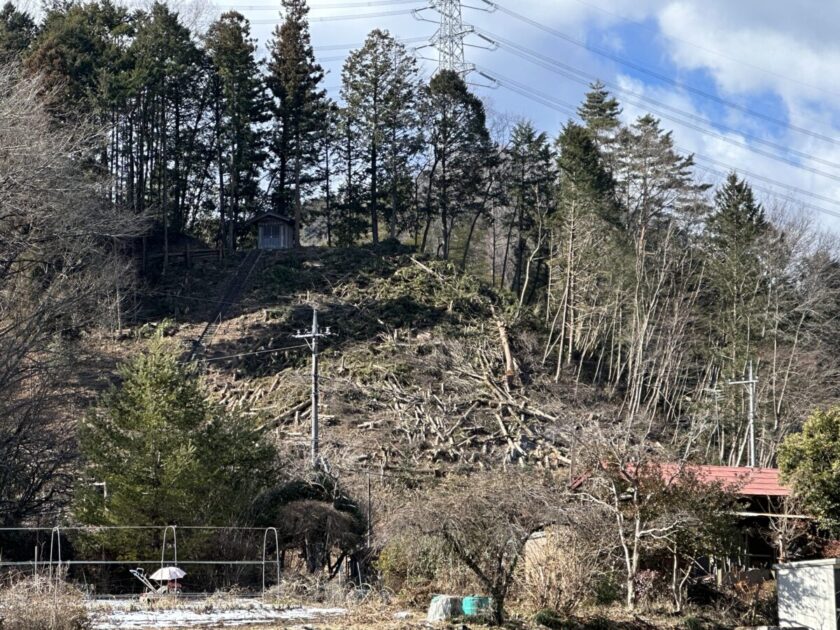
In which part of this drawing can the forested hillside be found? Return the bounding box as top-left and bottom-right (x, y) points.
(2, 0), (840, 624)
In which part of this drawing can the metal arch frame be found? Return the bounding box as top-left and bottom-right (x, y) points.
(161, 525), (178, 569)
(48, 526), (62, 583)
(261, 527), (281, 595)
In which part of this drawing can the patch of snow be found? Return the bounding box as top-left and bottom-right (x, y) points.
(89, 600), (345, 629)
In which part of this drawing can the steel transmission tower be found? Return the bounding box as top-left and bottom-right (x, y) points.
(430, 0), (473, 75)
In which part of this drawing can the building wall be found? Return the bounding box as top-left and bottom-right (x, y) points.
(258, 222), (294, 250)
(777, 561), (838, 629)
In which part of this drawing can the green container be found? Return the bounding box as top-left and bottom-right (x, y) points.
(461, 595), (492, 617)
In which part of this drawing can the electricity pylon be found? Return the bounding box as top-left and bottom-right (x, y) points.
(429, 0), (473, 75)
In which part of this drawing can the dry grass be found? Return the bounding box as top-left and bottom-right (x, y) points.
(0, 575), (90, 630)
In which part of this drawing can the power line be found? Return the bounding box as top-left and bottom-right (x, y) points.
(249, 8), (415, 24)
(478, 68), (840, 222)
(222, 0), (424, 9)
(314, 35), (427, 51)
(473, 0), (840, 148)
(142, 289), (300, 306)
(569, 0), (840, 99)
(203, 344), (309, 363)
(477, 30), (840, 175)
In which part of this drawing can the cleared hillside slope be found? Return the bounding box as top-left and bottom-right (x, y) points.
(134, 244), (618, 485)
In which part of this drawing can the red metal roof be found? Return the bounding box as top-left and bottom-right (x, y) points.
(655, 464), (791, 497)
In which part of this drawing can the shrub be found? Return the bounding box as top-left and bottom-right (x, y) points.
(683, 616), (705, 630)
(593, 574), (622, 606)
(0, 576), (90, 630)
(518, 528), (602, 615)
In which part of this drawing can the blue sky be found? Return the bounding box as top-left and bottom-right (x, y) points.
(262, 0), (840, 230)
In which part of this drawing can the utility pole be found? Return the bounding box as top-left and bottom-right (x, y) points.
(730, 361), (758, 468)
(293, 309), (332, 469)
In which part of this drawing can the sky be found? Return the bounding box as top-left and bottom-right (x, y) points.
(260, 0), (840, 231)
(19, 0), (840, 230)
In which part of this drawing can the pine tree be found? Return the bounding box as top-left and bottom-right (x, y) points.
(205, 11), (268, 250)
(613, 114), (708, 241)
(578, 80), (622, 169)
(341, 29), (423, 244)
(550, 122), (617, 368)
(0, 2), (36, 60)
(707, 172), (767, 251)
(333, 105), (368, 245)
(422, 70), (492, 259)
(578, 80), (621, 135)
(266, 0), (328, 245)
(128, 2), (206, 268)
(311, 101), (340, 246)
(74, 340), (275, 557)
(501, 120), (554, 295)
(27, 0), (133, 114)
(704, 172), (770, 372)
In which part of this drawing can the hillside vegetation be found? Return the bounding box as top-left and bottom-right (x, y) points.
(140, 244), (598, 482)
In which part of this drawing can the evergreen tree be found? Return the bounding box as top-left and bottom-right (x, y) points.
(614, 114), (708, 241)
(704, 172), (770, 371)
(27, 0), (133, 114)
(578, 80), (622, 169)
(128, 3), (207, 264)
(311, 100), (340, 246)
(422, 70), (492, 259)
(707, 172), (767, 251)
(205, 11), (268, 250)
(74, 341), (276, 557)
(333, 105), (368, 245)
(0, 2), (36, 60)
(780, 406), (840, 534)
(266, 0), (328, 245)
(550, 122), (617, 367)
(502, 120), (554, 295)
(341, 29), (423, 243)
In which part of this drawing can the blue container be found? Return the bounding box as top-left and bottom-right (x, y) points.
(461, 596), (492, 617)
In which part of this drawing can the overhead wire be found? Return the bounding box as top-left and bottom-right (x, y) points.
(569, 0), (840, 99)
(314, 35), (428, 51)
(477, 68), (840, 221)
(203, 344), (310, 362)
(476, 29), (840, 175)
(248, 8), (415, 24)
(221, 0), (424, 9)
(473, 0), (840, 148)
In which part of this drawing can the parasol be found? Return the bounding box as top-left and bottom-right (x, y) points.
(149, 566), (186, 581)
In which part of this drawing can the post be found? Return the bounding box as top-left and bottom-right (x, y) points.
(311, 309), (319, 468)
(729, 361), (758, 468)
(293, 309), (333, 469)
(367, 471), (372, 549)
(747, 361), (755, 468)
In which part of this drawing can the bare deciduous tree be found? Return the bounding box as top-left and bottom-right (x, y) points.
(401, 469), (562, 625)
(0, 64), (142, 525)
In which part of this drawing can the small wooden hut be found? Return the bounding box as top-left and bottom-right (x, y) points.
(244, 212), (295, 250)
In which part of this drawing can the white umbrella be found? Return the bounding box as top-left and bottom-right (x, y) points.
(149, 566), (186, 581)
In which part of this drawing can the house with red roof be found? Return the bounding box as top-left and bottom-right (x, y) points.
(571, 463), (805, 568)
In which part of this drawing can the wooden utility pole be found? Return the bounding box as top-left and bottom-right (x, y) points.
(730, 361), (758, 467)
(294, 309), (332, 469)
